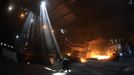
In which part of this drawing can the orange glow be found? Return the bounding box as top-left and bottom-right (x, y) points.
(66, 53), (71, 56)
(20, 13), (25, 18)
(96, 55), (110, 60)
(68, 38), (117, 62)
(85, 50), (113, 60)
(90, 54), (110, 60)
(80, 57), (87, 63)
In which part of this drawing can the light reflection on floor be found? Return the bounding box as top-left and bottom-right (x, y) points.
(44, 67), (72, 75)
(52, 70), (72, 75)
(52, 72), (67, 75)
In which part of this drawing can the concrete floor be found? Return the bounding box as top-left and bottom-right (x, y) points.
(0, 56), (134, 75)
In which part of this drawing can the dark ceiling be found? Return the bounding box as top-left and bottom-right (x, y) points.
(0, 0), (134, 44)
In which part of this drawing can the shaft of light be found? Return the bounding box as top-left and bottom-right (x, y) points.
(41, 1), (62, 58)
(45, 4), (62, 59)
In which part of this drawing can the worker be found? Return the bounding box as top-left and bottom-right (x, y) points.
(62, 57), (69, 72)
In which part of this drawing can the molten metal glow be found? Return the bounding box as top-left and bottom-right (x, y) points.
(89, 51), (112, 60)
(69, 38), (117, 62)
(92, 55), (110, 60)
(80, 57), (87, 63)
